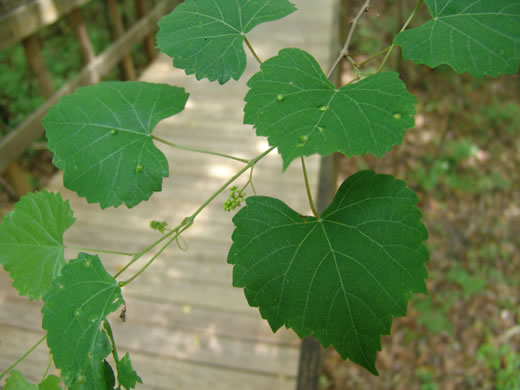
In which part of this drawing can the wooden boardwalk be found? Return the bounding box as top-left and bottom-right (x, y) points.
(0, 1), (337, 388)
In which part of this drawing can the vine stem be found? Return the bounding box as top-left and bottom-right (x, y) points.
(118, 146), (276, 286)
(244, 36), (263, 65)
(153, 135), (249, 164)
(65, 245), (136, 257)
(113, 226), (179, 279)
(327, 0), (373, 79)
(376, 0), (424, 73)
(301, 157), (319, 219)
(0, 335), (46, 380)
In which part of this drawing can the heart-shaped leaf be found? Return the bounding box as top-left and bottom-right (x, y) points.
(42, 253), (124, 388)
(394, 0), (520, 77)
(43, 81), (189, 209)
(0, 190), (75, 300)
(157, 0), (296, 84)
(244, 49), (417, 169)
(228, 170), (429, 374)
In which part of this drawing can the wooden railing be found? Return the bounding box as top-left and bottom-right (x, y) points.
(0, 0), (180, 175)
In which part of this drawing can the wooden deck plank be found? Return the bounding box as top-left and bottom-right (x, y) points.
(0, 306), (299, 377)
(0, 327), (296, 390)
(0, 0), (337, 387)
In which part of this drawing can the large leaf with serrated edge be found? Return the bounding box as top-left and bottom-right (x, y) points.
(42, 253), (124, 388)
(0, 190), (75, 300)
(244, 49), (417, 169)
(157, 0), (296, 84)
(394, 0), (520, 78)
(43, 81), (189, 209)
(228, 170), (429, 374)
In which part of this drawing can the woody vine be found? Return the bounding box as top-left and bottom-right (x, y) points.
(0, 0), (519, 388)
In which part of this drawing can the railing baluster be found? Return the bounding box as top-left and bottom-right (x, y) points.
(107, 0), (136, 81)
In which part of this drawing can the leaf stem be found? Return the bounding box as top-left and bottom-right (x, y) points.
(118, 146), (276, 286)
(103, 320), (123, 389)
(376, 0), (424, 73)
(65, 245), (136, 257)
(42, 355), (53, 381)
(103, 320), (120, 362)
(355, 46), (391, 67)
(153, 135), (249, 164)
(0, 334), (46, 381)
(301, 156), (319, 219)
(327, 0), (373, 79)
(244, 36), (263, 65)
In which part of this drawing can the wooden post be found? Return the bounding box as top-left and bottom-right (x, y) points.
(21, 35), (55, 98)
(107, 0), (136, 80)
(134, 0), (156, 62)
(69, 7), (99, 83)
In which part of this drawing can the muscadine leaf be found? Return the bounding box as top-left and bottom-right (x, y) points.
(157, 0), (296, 84)
(3, 371), (61, 390)
(43, 81), (189, 209)
(228, 170), (429, 374)
(0, 190), (75, 300)
(244, 49), (417, 169)
(42, 253), (124, 388)
(117, 353), (143, 389)
(394, 0), (520, 78)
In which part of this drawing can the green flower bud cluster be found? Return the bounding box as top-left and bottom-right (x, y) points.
(150, 220), (168, 233)
(224, 185), (246, 211)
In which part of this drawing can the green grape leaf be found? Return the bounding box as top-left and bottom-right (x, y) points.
(228, 170), (429, 374)
(394, 0), (520, 78)
(4, 370), (36, 390)
(101, 360), (116, 390)
(43, 81), (189, 209)
(42, 253), (124, 388)
(244, 49), (417, 169)
(117, 353), (143, 389)
(3, 371), (61, 390)
(157, 0), (296, 84)
(0, 190), (75, 300)
(38, 375), (62, 390)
